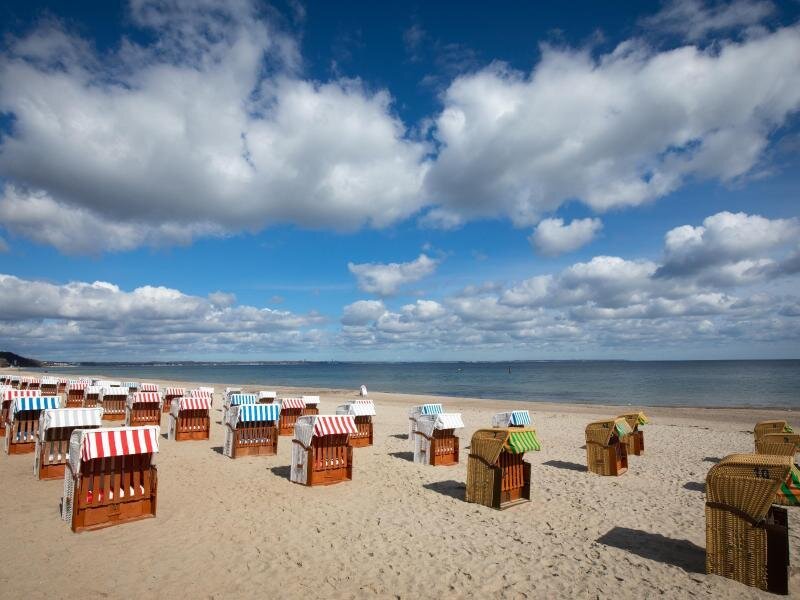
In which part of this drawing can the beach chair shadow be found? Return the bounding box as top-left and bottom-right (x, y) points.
(390, 434), (408, 440)
(596, 527), (705, 573)
(703, 456), (721, 464)
(389, 451), (413, 462)
(270, 465), (291, 478)
(542, 460), (587, 472)
(210, 446), (224, 455)
(423, 480), (465, 500)
(683, 481), (705, 492)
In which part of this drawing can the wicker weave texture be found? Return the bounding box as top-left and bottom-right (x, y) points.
(754, 433), (800, 457)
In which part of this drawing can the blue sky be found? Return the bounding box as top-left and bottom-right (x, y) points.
(0, 0), (799, 361)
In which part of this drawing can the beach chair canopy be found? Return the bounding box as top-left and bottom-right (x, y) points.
(85, 385), (103, 395)
(21, 376), (40, 384)
(586, 418), (633, 446)
(228, 393), (258, 406)
(619, 412), (649, 430)
(258, 390), (277, 400)
(470, 428), (542, 464)
(492, 410), (532, 427)
(163, 387), (185, 396)
(123, 381), (140, 390)
(41, 376), (58, 385)
(10, 376), (20, 383)
(706, 454), (792, 522)
(280, 397), (305, 409)
(302, 395), (320, 406)
(187, 389), (213, 401)
(68, 426), (160, 476)
(140, 383), (159, 392)
(754, 420), (793, 440)
(226, 403), (281, 427)
(10, 396), (60, 419)
(336, 400), (376, 417)
(101, 387), (128, 399)
(293, 415), (357, 446)
(416, 413), (464, 437)
(40, 407), (103, 436)
(68, 382), (87, 392)
(126, 392), (162, 408)
(95, 380), (122, 388)
(2, 388), (41, 400)
(224, 387), (242, 396)
(198, 386), (214, 394)
(170, 396), (212, 417)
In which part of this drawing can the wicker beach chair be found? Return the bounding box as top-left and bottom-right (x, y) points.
(223, 403), (280, 458)
(466, 427), (541, 509)
(5, 396), (60, 454)
(61, 426), (159, 533)
(491, 410), (532, 428)
(35, 408), (103, 480)
(617, 412), (649, 456)
(408, 403), (443, 439)
(706, 454), (792, 594)
(168, 395), (212, 441)
(585, 418), (632, 476)
(336, 400), (376, 447)
(755, 433), (800, 458)
(290, 415), (356, 486)
(754, 421), (794, 449)
(413, 413), (464, 466)
(125, 392), (162, 427)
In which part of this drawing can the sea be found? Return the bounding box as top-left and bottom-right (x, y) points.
(31, 360), (800, 408)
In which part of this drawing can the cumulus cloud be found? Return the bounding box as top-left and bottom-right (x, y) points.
(348, 254), (439, 295)
(529, 217), (602, 256)
(341, 300), (387, 325)
(0, 273), (325, 358)
(0, 1), (427, 252)
(642, 0), (776, 40)
(423, 24), (800, 226)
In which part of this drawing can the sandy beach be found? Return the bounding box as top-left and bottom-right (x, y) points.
(1, 367), (799, 599)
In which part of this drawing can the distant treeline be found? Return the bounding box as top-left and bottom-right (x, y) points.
(0, 352), (43, 368)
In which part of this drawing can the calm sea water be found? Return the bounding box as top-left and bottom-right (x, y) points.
(32, 360), (799, 408)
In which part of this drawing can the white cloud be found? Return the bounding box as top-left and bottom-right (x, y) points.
(423, 25), (800, 226)
(348, 253), (439, 295)
(341, 300), (387, 325)
(529, 217), (602, 256)
(642, 0), (776, 40)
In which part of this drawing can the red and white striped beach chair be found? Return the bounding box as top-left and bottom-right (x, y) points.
(278, 397), (305, 436)
(290, 415), (357, 486)
(126, 392), (162, 427)
(336, 400), (376, 447)
(169, 395), (212, 441)
(162, 387), (185, 413)
(66, 382), (87, 407)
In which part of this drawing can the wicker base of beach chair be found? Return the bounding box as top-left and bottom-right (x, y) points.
(229, 425), (278, 457)
(349, 417), (373, 447)
(279, 408), (302, 436)
(624, 430), (645, 456)
(65, 397), (83, 408)
(430, 430), (459, 466)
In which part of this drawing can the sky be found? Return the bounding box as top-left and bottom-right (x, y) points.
(0, 0), (799, 361)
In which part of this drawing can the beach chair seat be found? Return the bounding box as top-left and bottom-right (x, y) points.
(61, 426), (159, 533)
(223, 403), (280, 457)
(125, 392), (162, 427)
(466, 428), (541, 509)
(413, 413), (463, 466)
(290, 415), (356, 486)
(617, 412), (649, 456)
(5, 396), (60, 454)
(336, 400), (376, 447)
(706, 454), (792, 594)
(585, 418), (632, 476)
(278, 397), (305, 435)
(169, 396), (211, 441)
(35, 408), (103, 480)
(491, 410), (532, 428)
(408, 403), (443, 439)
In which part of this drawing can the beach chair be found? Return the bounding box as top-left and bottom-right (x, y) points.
(585, 418), (632, 476)
(1, 388), (40, 437)
(336, 400), (376, 447)
(278, 397), (305, 435)
(290, 415), (356, 486)
(61, 426), (159, 533)
(491, 410), (532, 428)
(413, 413), (464, 466)
(408, 403), (443, 439)
(57, 378), (68, 394)
(224, 387), (242, 402)
(755, 433), (800, 458)
(99, 388), (127, 421)
(5, 396), (60, 454)
(35, 408), (103, 480)
(194, 386), (215, 408)
(222, 393), (258, 424)
(162, 387), (185, 413)
(168, 396), (212, 441)
(66, 382), (87, 408)
(617, 412), (649, 456)
(125, 392), (162, 427)
(754, 421), (793, 449)
(302, 395), (320, 416)
(139, 383), (159, 393)
(21, 377), (40, 391)
(9, 376), (20, 389)
(40, 376), (59, 396)
(706, 454), (792, 594)
(223, 403), (280, 458)
(466, 428), (541, 509)
(84, 385), (102, 408)
(258, 390), (277, 403)
(123, 381), (140, 394)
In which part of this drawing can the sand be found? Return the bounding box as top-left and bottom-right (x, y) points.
(1, 367), (799, 599)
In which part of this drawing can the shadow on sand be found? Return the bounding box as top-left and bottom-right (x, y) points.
(210, 446), (224, 455)
(542, 460), (587, 473)
(596, 527), (705, 573)
(683, 481), (705, 492)
(423, 480), (465, 501)
(270, 465), (291, 478)
(389, 451), (414, 462)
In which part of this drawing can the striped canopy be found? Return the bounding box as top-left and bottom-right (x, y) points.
(41, 376), (59, 385)
(225, 387), (242, 396)
(140, 383), (159, 392)
(337, 400), (376, 417)
(302, 395), (320, 406)
(164, 387), (185, 396)
(95, 380), (122, 387)
(131, 392), (161, 404)
(58, 378), (68, 385)
(40, 407), (103, 434)
(312, 415), (357, 437)
(2, 389), (41, 400)
(101, 387), (128, 398)
(78, 426), (159, 462)
(21, 376), (40, 384)
(417, 413), (464, 437)
(258, 390), (277, 400)
(123, 381), (140, 389)
(177, 397), (212, 411)
(187, 389), (213, 400)
(235, 403), (281, 423)
(85, 385), (103, 395)
(198, 386), (215, 394)
(68, 382), (87, 391)
(11, 396), (60, 418)
(228, 393), (258, 406)
(281, 397), (305, 410)
(614, 418), (634, 438)
(507, 430), (541, 453)
(420, 404), (443, 415)
(492, 410), (532, 427)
